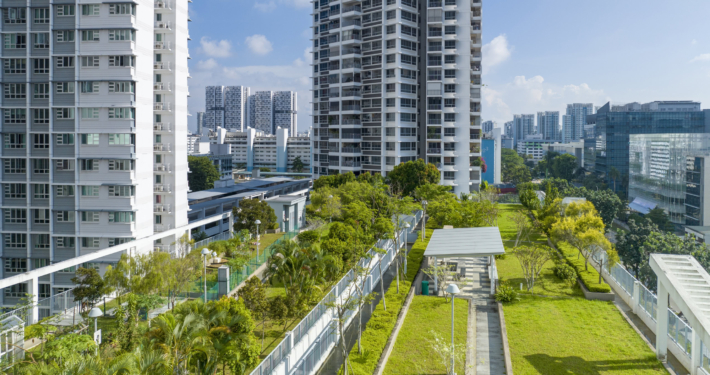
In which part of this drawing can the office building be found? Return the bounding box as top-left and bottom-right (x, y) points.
(564, 103), (594, 142)
(204, 86), (297, 135)
(481, 128), (501, 185)
(513, 114), (535, 147)
(537, 111), (559, 141)
(501, 135), (513, 149)
(588, 101), (709, 196)
(542, 141), (584, 168)
(0, 0), (190, 311)
(516, 135), (557, 163)
(482, 120), (495, 133)
(310, 0), (483, 196)
(503, 121), (513, 137)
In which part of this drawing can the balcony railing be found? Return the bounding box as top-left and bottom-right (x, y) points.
(342, 5), (361, 12)
(341, 105), (361, 111)
(427, 148), (442, 154)
(154, 163), (171, 172)
(427, 134), (442, 139)
(155, 41), (172, 50)
(428, 104), (442, 110)
(154, 83), (171, 91)
(428, 0), (442, 7)
(155, 1), (172, 9)
(154, 62), (171, 70)
(428, 30), (443, 37)
(341, 131), (362, 137)
(155, 21), (172, 29)
(154, 143), (171, 152)
(154, 123), (172, 132)
(342, 62), (362, 69)
(342, 161), (361, 167)
(342, 48), (362, 55)
(154, 102), (172, 111)
(343, 20), (361, 27)
(154, 184), (172, 193)
(154, 204), (172, 213)
(341, 147), (361, 153)
(342, 90), (361, 98)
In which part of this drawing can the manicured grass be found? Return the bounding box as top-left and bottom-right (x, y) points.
(347, 229), (433, 375)
(383, 296), (468, 375)
(503, 296), (667, 375)
(496, 253), (582, 298)
(498, 204), (548, 247)
(557, 241), (611, 293)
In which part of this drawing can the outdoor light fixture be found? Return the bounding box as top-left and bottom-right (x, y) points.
(255, 220), (261, 261)
(88, 307), (103, 356)
(446, 283), (460, 375)
(422, 200), (428, 241)
(201, 248), (210, 302)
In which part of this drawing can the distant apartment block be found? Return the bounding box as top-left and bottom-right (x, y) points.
(513, 114), (535, 147)
(504, 121), (513, 137)
(564, 103), (594, 142)
(204, 86), (297, 135)
(482, 120), (495, 133)
(196, 111), (205, 135)
(537, 111), (559, 141)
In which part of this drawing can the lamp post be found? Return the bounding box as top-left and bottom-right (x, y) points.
(201, 248), (210, 302)
(403, 222), (411, 274)
(88, 307), (103, 356)
(421, 200), (428, 241)
(255, 219), (261, 262)
(446, 283), (460, 375)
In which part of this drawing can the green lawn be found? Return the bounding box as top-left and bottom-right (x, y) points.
(503, 296), (667, 375)
(383, 296), (468, 375)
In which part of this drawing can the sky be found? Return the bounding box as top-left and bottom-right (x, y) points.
(186, 0), (710, 132)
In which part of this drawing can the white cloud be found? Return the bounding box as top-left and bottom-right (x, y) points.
(199, 37), (232, 58)
(482, 75), (609, 125)
(283, 0), (311, 8)
(245, 34), (273, 55)
(293, 47), (313, 66)
(690, 53), (710, 63)
(195, 59), (218, 71)
(253, 0), (276, 12)
(482, 34), (512, 72)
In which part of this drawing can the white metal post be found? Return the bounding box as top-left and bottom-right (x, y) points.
(28, 278), (39, 325)
(632, 281), (641, 315)
(434, 256), (438, 293)
(451, 295), (455, 374)
(656, 281), (669, 362)
(690, 326), (702, 375)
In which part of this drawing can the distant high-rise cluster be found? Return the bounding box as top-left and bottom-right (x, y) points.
(562, 103), (594, 143)
(537, 111), (559, 141)
(513, 114), (535, 146)
(482, 121), (496, 133)
(204, 86), (297, 135)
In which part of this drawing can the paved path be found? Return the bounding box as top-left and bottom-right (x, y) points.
(446, 257), (506, 375)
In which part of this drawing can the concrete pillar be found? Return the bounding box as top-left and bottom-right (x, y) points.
(691, 326), (702, 375)
(656, 281), (669, 362)
(228, 213), (234, 236)
(218, 266), (230, 297)
(632, 281), (641, 315)
(27, 278), (39, 325)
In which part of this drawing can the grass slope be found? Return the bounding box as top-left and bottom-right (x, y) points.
(384, 296), (468, 375)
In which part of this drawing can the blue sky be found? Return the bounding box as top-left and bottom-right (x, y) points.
(187, 0), (710, 131)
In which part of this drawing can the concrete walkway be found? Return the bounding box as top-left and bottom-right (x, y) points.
(446, 257), (506, 375)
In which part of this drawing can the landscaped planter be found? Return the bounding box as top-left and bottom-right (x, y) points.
(577, 278), (615, 301)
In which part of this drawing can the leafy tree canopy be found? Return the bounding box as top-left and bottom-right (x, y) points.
(386, 159), (440, 196)
(187, 156), (220, 192)
(233, 198), (278, 234)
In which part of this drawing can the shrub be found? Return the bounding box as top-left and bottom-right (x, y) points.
(495, 280), (518, 303)
(557, 242), (611, 293)
(495, 253), (507, 260)
(553, 263), (577, 285)
(297, 230), (319, 246)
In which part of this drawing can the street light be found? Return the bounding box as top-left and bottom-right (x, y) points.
(421, 200), (428, 241)
(201, 248), (210, 303)
(88, 307), (103, 356)
(446, 283), (460, 375)
(403, 222), (411, 274)
(255, 219), (261, 262)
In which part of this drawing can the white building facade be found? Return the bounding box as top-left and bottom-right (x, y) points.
(310, 0), (483, 196)
(0, 0), (190, 311)
(564, 103), (594, 142)
(537, 111), (559, 141)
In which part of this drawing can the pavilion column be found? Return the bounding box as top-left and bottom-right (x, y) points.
(656, 280), (669, 362)
(434, 256), (438, 294)
(27, 278), (39, 325)
(690, 325), (702, 375)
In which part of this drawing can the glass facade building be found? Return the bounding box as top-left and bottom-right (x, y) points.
(588, 102), (710, 196)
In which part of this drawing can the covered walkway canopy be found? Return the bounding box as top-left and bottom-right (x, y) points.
(650, 254), (710, 374)
(424, 227), (505, 293)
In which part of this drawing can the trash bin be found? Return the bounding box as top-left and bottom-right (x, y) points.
(422, 280), (429, 296)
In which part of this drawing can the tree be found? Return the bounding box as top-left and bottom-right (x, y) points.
(583, 231), (618, 284)
(550, 153), (577, 181)
(428, 330), (465, 375)
(616, 219), (657, 278)
(518, 186), (540, 212)
(639, 232), (710, 290)
(71, 267), (107, 310)
(564, 187), (625, 230)
(188, 155), (220, 192)
(506, 164), (532, 185)
(609, 167), (621, 192)
(292, 156), (305, 172)
(512, 245), (553, 292)
(645, 207), (674, 232)
(239, 277), (268, 349)
(259, 167), (271, 172)
(414, 183), (453, 202)
(163, 250), (200, 309)
(511, 210), (535, 247)
(386, 159), (440, 196)
(233, 198), (278, 235)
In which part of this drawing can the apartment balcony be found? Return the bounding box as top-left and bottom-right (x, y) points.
(154, 143), (171, 152)
(470, 168), (481, 181)
(341, 90), (362, 99)
(471, 39), (481, 48)
(342, 5), (362, 16)
(341, 161), (361, 168)
(342, 19), (362, 30)
(341, 105), (361, 112)
(428, 0), (443, 7)
(427, 147), (442, 155)
(154, 223), (173, 232)
(470, 88), (481, 99)
(471, 76), (482, 85)
(341, 147), (362, 154)
(154, 102), (172, 112)
(341, 48), (362, 58)
(155, 1), (172, 9)
(154, 244), (173, 252)
(471, 64), (482, 75)
(154, 62), (171, 71)
(471, 22), (481, 33)
(471, 50), (482, 60)
(154, 163), (171, 172)
(155, 41), (172, 51)
(154, 204), (172, 214)
(155, 21), (172, 29)
(441, 179), (457, 187)
(470, 104), (481, 114)
(154, 184), (172, 193)
(154, 83), (171, 91)
(154, 123), (172, 132)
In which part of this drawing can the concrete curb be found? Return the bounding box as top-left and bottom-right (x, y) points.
(497, 302), (514, 375)
(373, 276), (418, 375)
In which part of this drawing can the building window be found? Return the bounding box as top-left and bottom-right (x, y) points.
(108, 108), (135, 119)
(34, 8), (49, 23)
(81, 4), (100, 16)
(109, 4), (135, 15)
(109, 212), (135, 223)
(444, 25), (456, 35)
(4, 84), (26, 99)
(3, 59), (26, 74)
(33, 159), (49, 174)
(81, 108), (100, 119)
(56, 56), (74, 68)
(4, 209), (26, 223)
(33, 33), (49, 48)
(57, 237), (76, 248)
(33, 109), (49, 123)
(108, 55), (135, 67)
(108, 82), (134, 93)
(109, 30), (135, 41)
(81, 56), (100, 67)
(56, 82), (75, 94)
(108, 159), (134, 171)
(81, 211), (100, 223)
(108, 185), (135, 197)
(57, 211), (75, 222)
(56, 185), (75, 197)
(34, 83), (49, 99)
(444, 113), (456, 122)
(444, 69), (456, 78)
(4, 284), (27, 298)
(108, 134), (134, 145)
(33, 59), (49, 74)
(33, 209), (49, 224)
(4, 8), (26, 23)
(3, 183), (26, 199)
(81, 81), (100, 93)
(4, 159), (26, 174)
(81, 186), (100, 197)
(56, 108), (75, 119)
(4, 234), (27, 249)
(80, 159), (99, 171)
(81, 30), (100, 42)
(33, 259), (49, 269)
(3, 133), (25, 149)
(55, 160), (74, 171)
(57, 5), (75, 16)
(444, 171), (455, 180)
(56, 134), (75, 145)
(82, 237), (100, 248)
(33, 134), (49, 149)
(57, 30), (75, 42)
(444, 10), (456, 20)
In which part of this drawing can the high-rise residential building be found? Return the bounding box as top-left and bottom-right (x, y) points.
(203, 87), (297, 136)
(503, 121), (513, 137)
(588, 101), (708, 197)
(0, 0), (190, 311)
(310, 0), (483, 196)
(565, 103), (594, 142)
(537, 111), (559, 141)
(512, 114), (534, 147)
(482, 120), (495, 133)
(196, 112), (205, 135)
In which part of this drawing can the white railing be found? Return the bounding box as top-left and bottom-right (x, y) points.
(250, 212), (421, 375)
(154, 184), (171, 193)
(154, 223), (173, 232)
(0, 288), (79, 325)
(154, 204), (172, 213)
(154, 102), (172, 111)
(154, 143), (171, 152)
(154, 21), (172, 29)
(193, 231), (234, 251)
(153, 123), (172, 132)
(154, 163), (171, 172)
(154, 1), (172, 9)
(155, 41), (172, 50)
(154, 62), (171, 70)
(154, 83), (171, 91)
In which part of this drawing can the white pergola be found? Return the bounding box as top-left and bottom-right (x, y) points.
(423, 227), (506, 294)
(650, 254), (710, 374)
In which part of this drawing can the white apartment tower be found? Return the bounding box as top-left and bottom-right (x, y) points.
(204, 86), (296, 135)
(512, 114), (534, 146)
(536, 111), (559, 141)
(224, 85), (249, 131)
(0, 0), (189, 311)
(564, 103), (594, 142)
(310, 0), (483, 196)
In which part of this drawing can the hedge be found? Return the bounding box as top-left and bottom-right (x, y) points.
(557, 241), (611, 293)
(346, 229), (433, 375)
